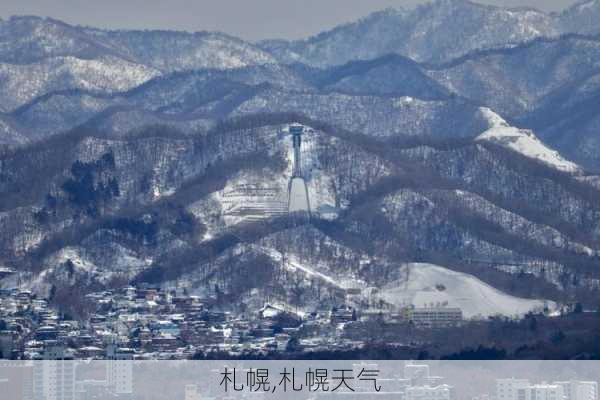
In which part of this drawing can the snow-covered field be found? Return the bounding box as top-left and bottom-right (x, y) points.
(227, 239), (553, 320)
(380, 263), (552, 318)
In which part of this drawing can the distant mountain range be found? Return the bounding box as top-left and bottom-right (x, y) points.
(260, 0), (600, 66)
(1, 0), (600, 319)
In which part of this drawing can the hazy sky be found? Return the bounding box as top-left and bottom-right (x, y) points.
(0, 0), (583, 41)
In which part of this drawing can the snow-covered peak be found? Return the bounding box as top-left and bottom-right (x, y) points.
(569, 0), (600, 12)
(478, 107), (509, 127)
(476, 108), (581, 174)
(559, 0), (600, 35)
(261, 0), (559, 67)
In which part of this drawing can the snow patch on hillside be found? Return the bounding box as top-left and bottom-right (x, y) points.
(257, 245), (342, 288)
(380, 263), (552, 318)
(476, 108), (581, 174)
(31, 243), (153, 290)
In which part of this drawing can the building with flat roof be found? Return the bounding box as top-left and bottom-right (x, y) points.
(34, 346), (75, 400)
(408, 306), (462, 327)
(555, 381), (597, 400)
(497, 379), (532, 400)
(518, 384), (564, 400)
(406, 384), (454, 400)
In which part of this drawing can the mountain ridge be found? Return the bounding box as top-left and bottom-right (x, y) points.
(2, 0), (600, 328)
(259, 0), (600, 67)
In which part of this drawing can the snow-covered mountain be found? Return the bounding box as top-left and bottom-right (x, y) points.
(0, 56), (159, 113)
(2, 0), (600, 324)
(0, 16), (278, 117)
(2, 114), (599, 317)
(81, 29), (278, 72)
(476, 108), (581, 174)
(559, 0), (600, 36)
(0, 16), (277, 70)
(231, 89), (488, 139)
(2, 5), (600, 170)
(0, 113), (29, 146)
(0, 16), (119, 63)
(260, 0), (569, 67)
(283, 34), (600, 171)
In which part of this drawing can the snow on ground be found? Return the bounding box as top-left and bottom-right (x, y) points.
(187, 167), (289, 235)
(40, 243), (151, 285)
(288, 177), (310, 212)
(187, 124), (339, 239)
(285, 255), (339, 287)
(255, 245), (343, 288)
(49, 247), (97, 273)
(450, 189), (596, 256)
(476, 108), (581, 174)
(379, 263), (552, 319)
(238, 244), (551, 319)
(283, 124), (338, 215)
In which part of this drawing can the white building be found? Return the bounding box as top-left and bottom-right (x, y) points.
(405, 363), (431, 386)
(407, 384), (454, 400)
(555, 381), (598, 400)
(497, 379), (531, 400)
(519, 384), (564, 400)
(185, 384), (200, 400)
(405, 364), (430, 380)
(409, 307), (462, 327)
(404, 363), (446, 387)
(106, 344), (133, 396)
(33, 346), (74, 400)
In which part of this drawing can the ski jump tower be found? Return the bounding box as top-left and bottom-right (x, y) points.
(287, 124), (311, 216)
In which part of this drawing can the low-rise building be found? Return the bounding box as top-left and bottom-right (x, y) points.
(497, 378), (532, 400)
(555, 381), (598, 400)
(406, 384), (454, 400)
(408, 306), (462, 327)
